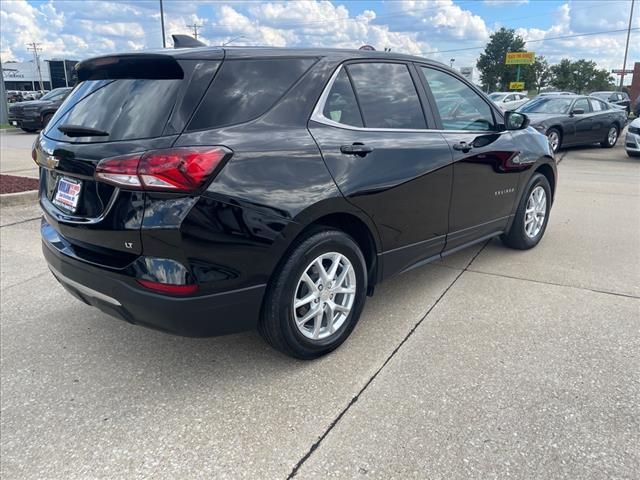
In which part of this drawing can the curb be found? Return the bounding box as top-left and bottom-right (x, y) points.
(0, 190), (39, 207)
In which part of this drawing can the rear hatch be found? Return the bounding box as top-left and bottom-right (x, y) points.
(37, 53), (222, 266)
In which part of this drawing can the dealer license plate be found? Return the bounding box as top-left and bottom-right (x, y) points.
(53, 177), (82, 213)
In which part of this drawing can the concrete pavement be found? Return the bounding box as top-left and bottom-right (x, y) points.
(0, 130), (39, 178)
(1, 140), (639, 479)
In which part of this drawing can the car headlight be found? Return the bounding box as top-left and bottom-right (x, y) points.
(629, 126), (640, 135)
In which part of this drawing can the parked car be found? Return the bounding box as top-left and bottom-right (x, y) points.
(634, 94), (640, 117)
(538, 91), (575, 96)
(6, 90), (24, 103)
(36, 46), (556, 359)
(625, 117), (640, 157)
(488, 92), (530, 111)
(517, 95), (627, 153)
(8, 87), (72, 132)
(590, 91), (631, 114)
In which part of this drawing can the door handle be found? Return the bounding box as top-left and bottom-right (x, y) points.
(340, 143), (374, 157)
(452, 141), (473, 153)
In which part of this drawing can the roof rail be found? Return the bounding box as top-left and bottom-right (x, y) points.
(172, 34), (206, 49)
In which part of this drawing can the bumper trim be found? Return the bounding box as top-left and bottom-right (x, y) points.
(49, 265), (121, 306)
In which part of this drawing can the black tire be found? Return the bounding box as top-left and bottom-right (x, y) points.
(259, 228), (367, 359)
(546, 128), (562, 153)
(42, 113), (53, 129)
(600, 124), (619, 148)
(627, 151), (640, 158)
(20, 128), (37, 133)
(501, 173), (552, 250)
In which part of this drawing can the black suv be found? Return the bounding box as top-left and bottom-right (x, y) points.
(37, 46), (556, 359)
(8, 87), (72, 132)
(590, 91), (631, 114)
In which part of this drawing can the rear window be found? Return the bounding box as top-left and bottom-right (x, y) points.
(187, 57), (316, 131)
(45, 79), (182, 142)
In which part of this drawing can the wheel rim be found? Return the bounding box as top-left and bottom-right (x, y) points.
(293, 252), (356, 340)
(608, 127), (618, 145)
(524, 186), (547, 239)
(547, 131), (559, 152)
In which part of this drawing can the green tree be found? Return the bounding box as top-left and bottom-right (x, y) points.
(550, 59), (574, 91)
(477, 27), (526, 91)
(550, 58), (615, 93)
(524, 56), (551, 93)
(587, 69), (615, 91)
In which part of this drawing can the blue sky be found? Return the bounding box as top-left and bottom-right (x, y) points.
(1, 1), (638, 83)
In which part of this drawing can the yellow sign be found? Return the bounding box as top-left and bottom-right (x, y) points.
(505, 52), (535, 65)
(509, 82), (525, 90)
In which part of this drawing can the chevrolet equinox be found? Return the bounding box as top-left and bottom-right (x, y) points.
(36, 44), (556, 359)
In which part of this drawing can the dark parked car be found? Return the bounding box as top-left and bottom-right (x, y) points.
(590, 91), (631, 114)
(8, 87), (72, 132)
(36, 46), (556, 359)
(517, 95), (627, 153)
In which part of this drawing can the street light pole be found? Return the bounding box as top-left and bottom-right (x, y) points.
(620, 0), (635, 89)
(160, 0), (166, 48)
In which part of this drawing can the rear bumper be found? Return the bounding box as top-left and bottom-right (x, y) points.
(42, 228), (266, 337)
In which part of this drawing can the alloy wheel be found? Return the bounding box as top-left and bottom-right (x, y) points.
(293, 252), (356, 340)
(524, 185), (547, 239)
(547, 131), (560, 152)
(608, 126), (618, 146)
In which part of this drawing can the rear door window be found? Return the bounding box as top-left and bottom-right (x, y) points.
(45, 79), (183, 142)
(322, 69), (363, 127)
(346, 63), (426, 129)
(188, 58), (316, 130)
(590, 99), (607, 111)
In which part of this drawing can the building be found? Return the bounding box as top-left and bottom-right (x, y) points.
(2, 59), (77, 91)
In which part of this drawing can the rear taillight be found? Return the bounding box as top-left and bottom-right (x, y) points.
(95, 146), (231, 192)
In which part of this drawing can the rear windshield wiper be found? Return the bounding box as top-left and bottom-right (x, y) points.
(57, 124), (109, 137)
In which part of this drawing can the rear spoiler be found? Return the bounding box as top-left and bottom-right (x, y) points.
(76, 54), (184, 81)
(172, 34), (206, 49)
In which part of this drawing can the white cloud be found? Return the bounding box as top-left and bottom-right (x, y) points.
(484, 0), (529, 6)
(0, 0), (636, 82)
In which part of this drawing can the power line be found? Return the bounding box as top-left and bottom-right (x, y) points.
(187, 23), (202, 40)
(423, 28), (640, 55)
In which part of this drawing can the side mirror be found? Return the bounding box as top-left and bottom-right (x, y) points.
(571, 108), (585, 116)
(504, 111), (529, 130)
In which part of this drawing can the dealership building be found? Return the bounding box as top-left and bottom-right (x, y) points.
(2, 59), (78, 91)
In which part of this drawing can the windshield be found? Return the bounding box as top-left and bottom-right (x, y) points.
(489, 93), (507, 101)
(518, 97), (573, 114)
(40, 89), (70, 101)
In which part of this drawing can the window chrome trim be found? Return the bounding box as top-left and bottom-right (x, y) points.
(310, 64), (502, 135)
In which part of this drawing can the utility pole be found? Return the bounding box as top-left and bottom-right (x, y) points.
(26, 42), (44, 91)
(159, 0), (166, 48)
(620, 0), (635, 90)
(187, 23), (202, 40)
(0, 57), (8, 125)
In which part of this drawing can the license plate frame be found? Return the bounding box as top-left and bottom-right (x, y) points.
(53, 176), (83, 213)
